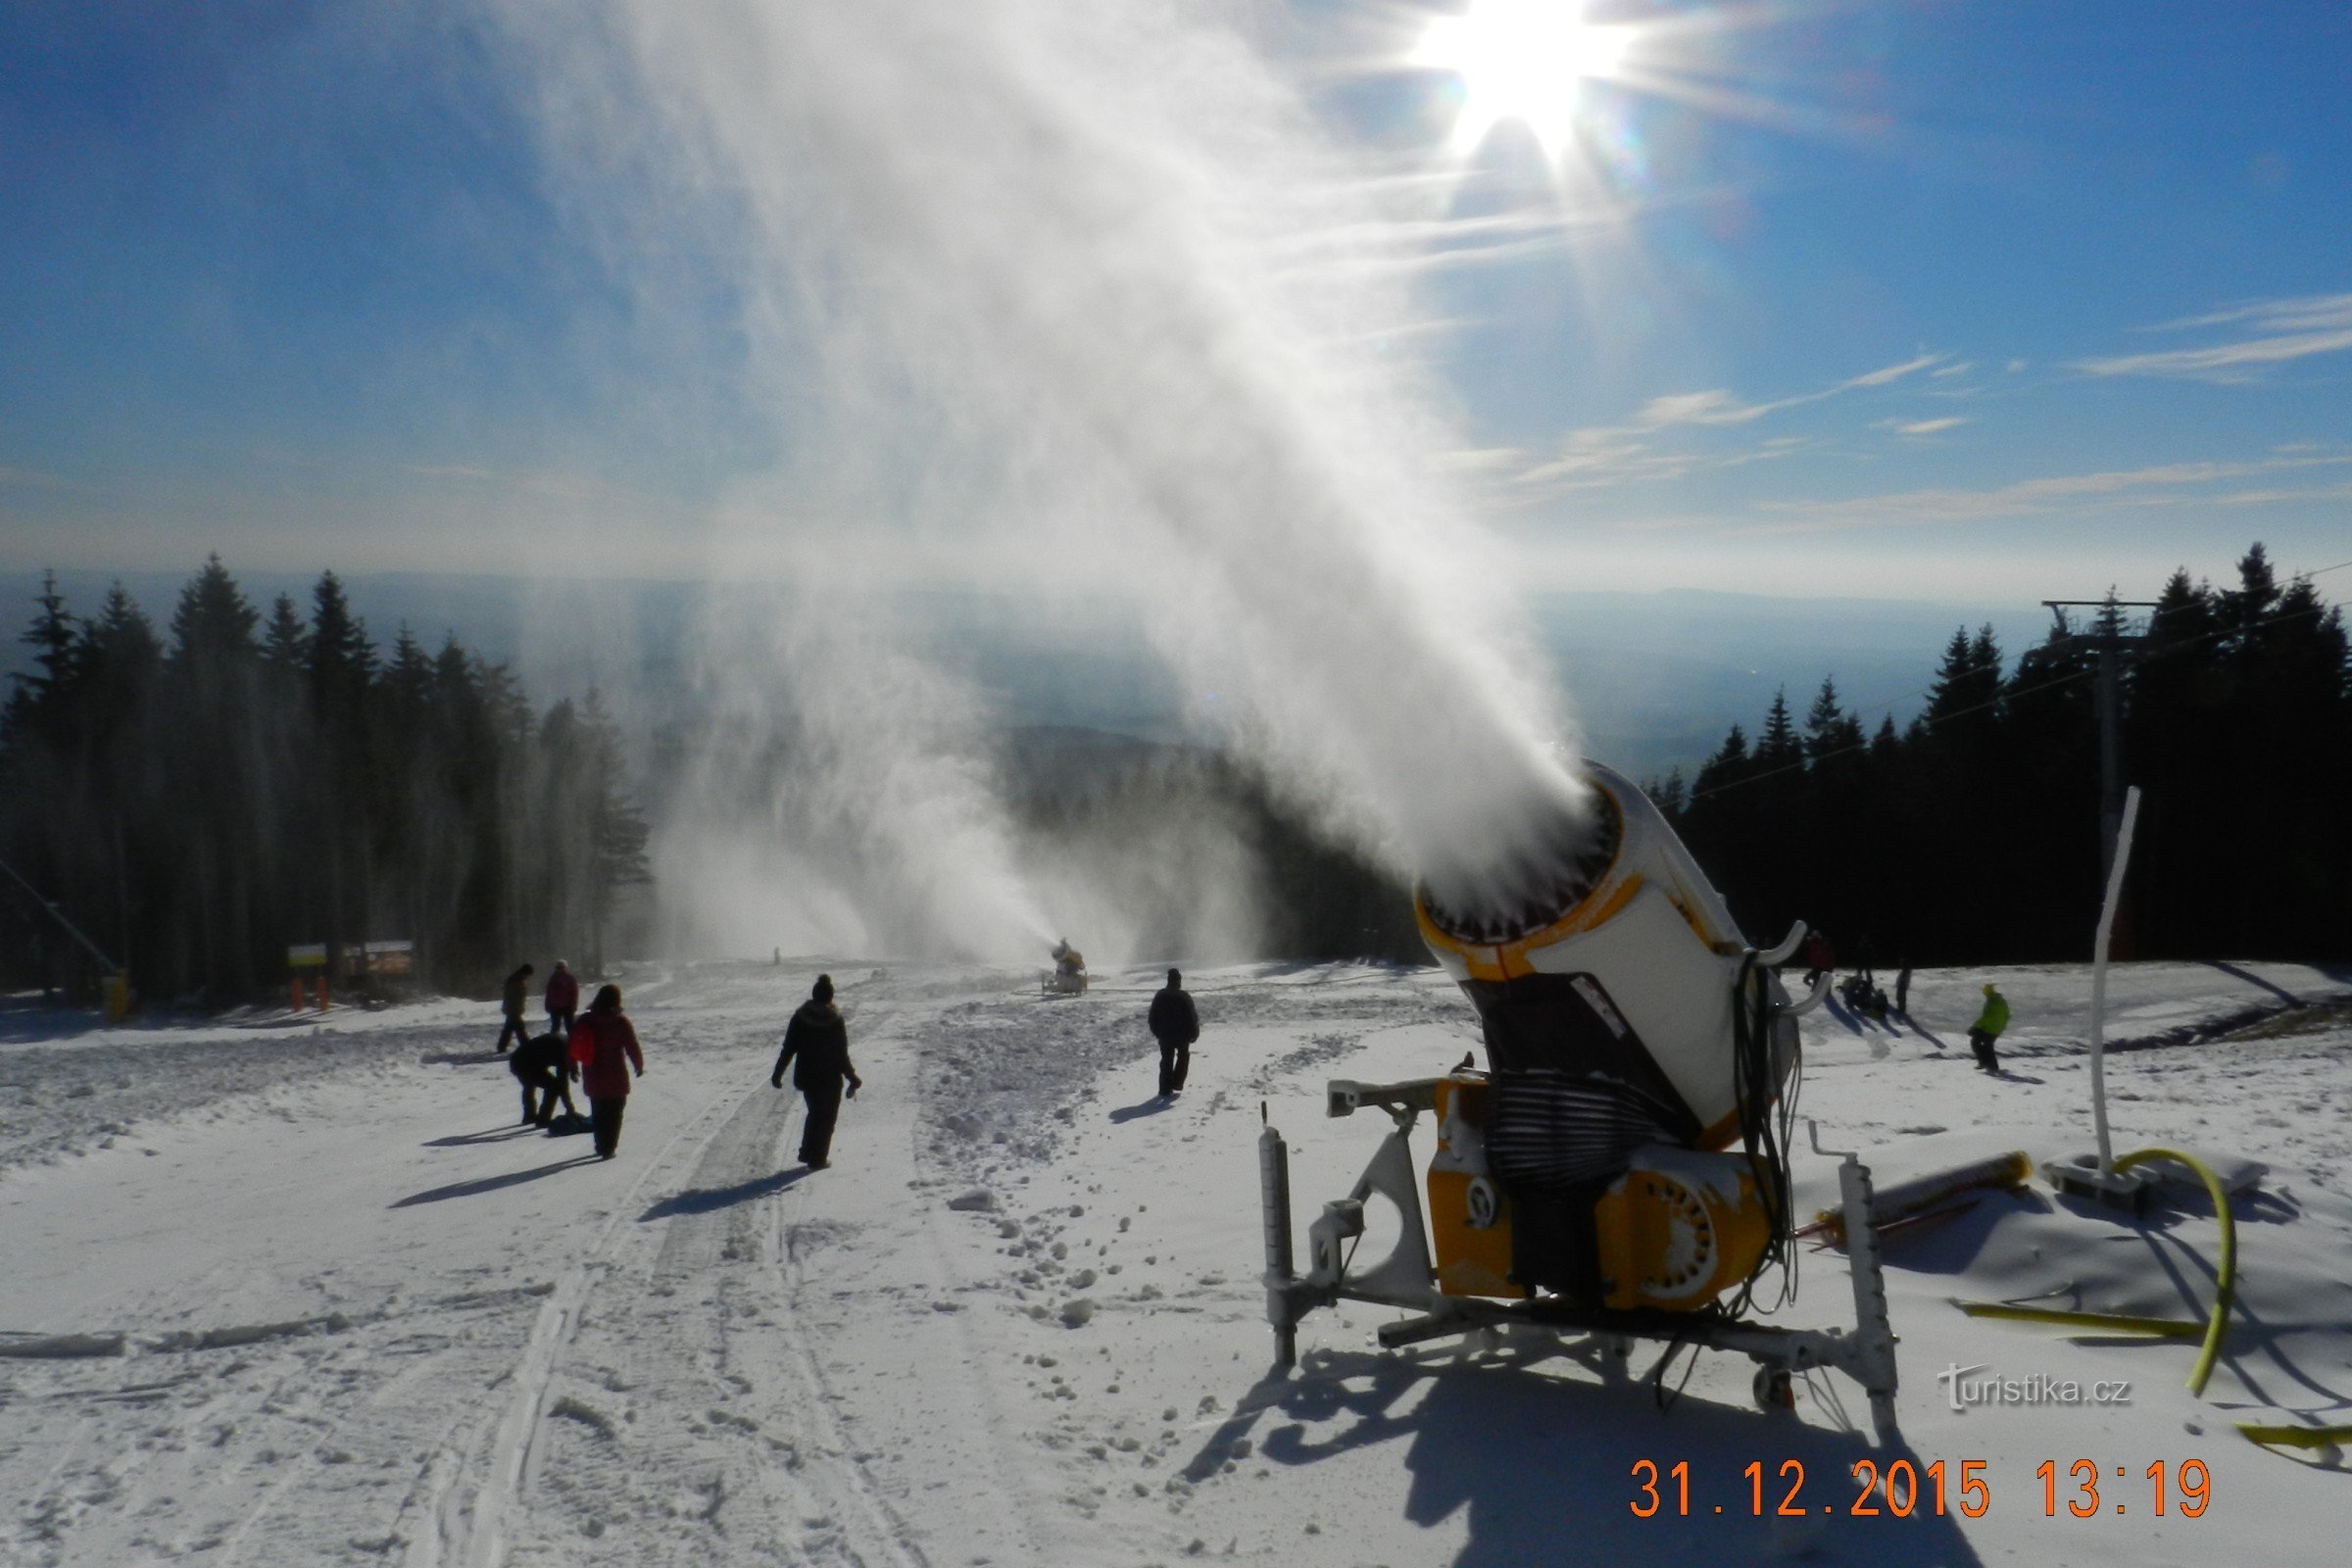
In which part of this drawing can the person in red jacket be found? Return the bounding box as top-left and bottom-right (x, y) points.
(567, 984), (644, 1160)
(543, 959), (579, 1039)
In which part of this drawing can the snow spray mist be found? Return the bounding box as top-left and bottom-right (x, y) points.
(506, 0), (1591, 947)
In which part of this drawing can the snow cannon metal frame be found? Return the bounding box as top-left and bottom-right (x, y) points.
(1255, 765), (1902, 1442)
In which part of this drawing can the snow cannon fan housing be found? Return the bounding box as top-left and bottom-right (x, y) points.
(1413, 764), (1798, 1310)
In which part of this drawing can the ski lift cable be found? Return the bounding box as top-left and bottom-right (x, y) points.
(1683, 589), (2343, 804)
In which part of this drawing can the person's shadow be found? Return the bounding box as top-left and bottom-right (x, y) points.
(422, 1125), (542, 1148)
(1108, 1098), (1175, 1123)
(390, 1153), (602, 1207)
(639, 1167), (811, 1220)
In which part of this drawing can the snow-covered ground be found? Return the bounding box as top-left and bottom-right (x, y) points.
(3, 956), (2349, 1566)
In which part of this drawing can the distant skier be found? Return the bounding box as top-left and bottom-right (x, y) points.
(496, 963), (534, 1054)
(1968, 983), (2010, 1073)
(1894, 964), (1914, 1017)
(568, 984), (645, 1159)
(1799, 931), (1837, 987)
(1148, 969), (1200, 1098)
(509, 1029), (579, 1127)
(771, 974), (861, 1170)
(543, 959), (578, 1039)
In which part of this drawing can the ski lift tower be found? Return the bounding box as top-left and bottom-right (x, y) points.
(2039, 599), (2161, 882)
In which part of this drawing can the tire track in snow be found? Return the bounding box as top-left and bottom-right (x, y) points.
(417, 1077), (755, 1568)
(749, 1000), (1067, 1568)
(757, 1152), (938, 1568)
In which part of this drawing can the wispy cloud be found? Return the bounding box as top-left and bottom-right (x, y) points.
(1877, 416), (1968, 436)
(2075, 292), (2352, 382)
(1629, 353), (1943, 431)
(1497, 352), (1943, 496)
(1738, 452), (2352, 535)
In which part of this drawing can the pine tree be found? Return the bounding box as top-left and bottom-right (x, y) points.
(579, 687), (652, 972)
(1755, 689), (1803, 771)
(78, 584), (162, 753)
(260, 594), (311, 671)
(308, 571), (376, 719)
(1803, 677), (1866, 761)
(5, 570), (78, 751)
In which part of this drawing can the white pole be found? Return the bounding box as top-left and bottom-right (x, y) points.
(2088, 785), (2143, 1172)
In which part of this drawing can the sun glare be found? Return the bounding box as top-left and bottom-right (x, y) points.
(1414, 0), (1635, 158)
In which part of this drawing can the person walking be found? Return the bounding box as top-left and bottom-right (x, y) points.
(568, 984), (644, 1159)
(509, 1028), (580, 1127)
(772, 974), (860, 1169)
(496, 963), (534, 1054)
(1968, 983), (2010, 1073)
(544, 959), (579, 1039)
(1148, 969), (1200, 1098)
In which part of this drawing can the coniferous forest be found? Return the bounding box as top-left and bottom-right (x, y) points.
(1654, 545), (2351, 967)
(1, 558), (649, 1004)
(5, 544), (2345, 1006)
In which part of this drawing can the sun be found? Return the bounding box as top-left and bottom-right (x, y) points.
(1413, 0), (1635, 159)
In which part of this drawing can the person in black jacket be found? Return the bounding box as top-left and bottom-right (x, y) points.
(496, 963), (534, 1054)
(1148, 969), (1200, 1098)
(771, 974), (862, 1169)
(508, 1029), (579, 1127)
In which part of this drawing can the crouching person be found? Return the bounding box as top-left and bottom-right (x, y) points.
(509, 1029), (579, 1127)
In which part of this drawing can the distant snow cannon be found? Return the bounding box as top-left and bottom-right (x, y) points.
(1258, 764), (1904, 1440)
(1042, 940), (1089, 997)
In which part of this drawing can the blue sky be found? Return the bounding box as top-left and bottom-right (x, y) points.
(3, 1), (2347, 603)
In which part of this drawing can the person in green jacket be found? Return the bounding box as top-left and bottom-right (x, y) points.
(1968, 983), (2010, 1072)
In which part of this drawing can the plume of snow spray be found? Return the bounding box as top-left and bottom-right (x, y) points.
(654, 593), (1057, 960)
(509, 0), (1590, 936)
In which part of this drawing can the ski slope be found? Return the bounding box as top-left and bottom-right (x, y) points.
(3, 956), (2348, 1566)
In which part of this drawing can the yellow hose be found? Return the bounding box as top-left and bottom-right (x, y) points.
(2109, 1147), (2236, 1398)
(2237, 1423), (2352, 1451)
(1954, 1146), (2238, 1398)
(1952, 1301), (2201, 1338)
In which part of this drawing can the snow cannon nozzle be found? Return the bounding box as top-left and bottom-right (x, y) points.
(1416, 788), (1622, 947)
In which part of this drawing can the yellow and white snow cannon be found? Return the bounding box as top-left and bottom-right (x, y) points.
(1257, 763), (1903, 1441)
(1042, 941), (1089, 997)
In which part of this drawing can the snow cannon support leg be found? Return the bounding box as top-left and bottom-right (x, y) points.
(1259, 1112), (1302, 1371)
(1812, 1121), (1901, 1446)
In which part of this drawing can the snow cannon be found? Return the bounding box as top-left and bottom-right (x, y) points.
(1042, 940), (1088, 997)
(1405, 762), (1805, 1309)
(1258, 765), (1905, 1441)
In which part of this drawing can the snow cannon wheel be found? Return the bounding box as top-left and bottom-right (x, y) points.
(1753, 1365), (1794, 1412)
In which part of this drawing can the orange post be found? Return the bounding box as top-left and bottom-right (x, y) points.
(291, 978), (306, 1012)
